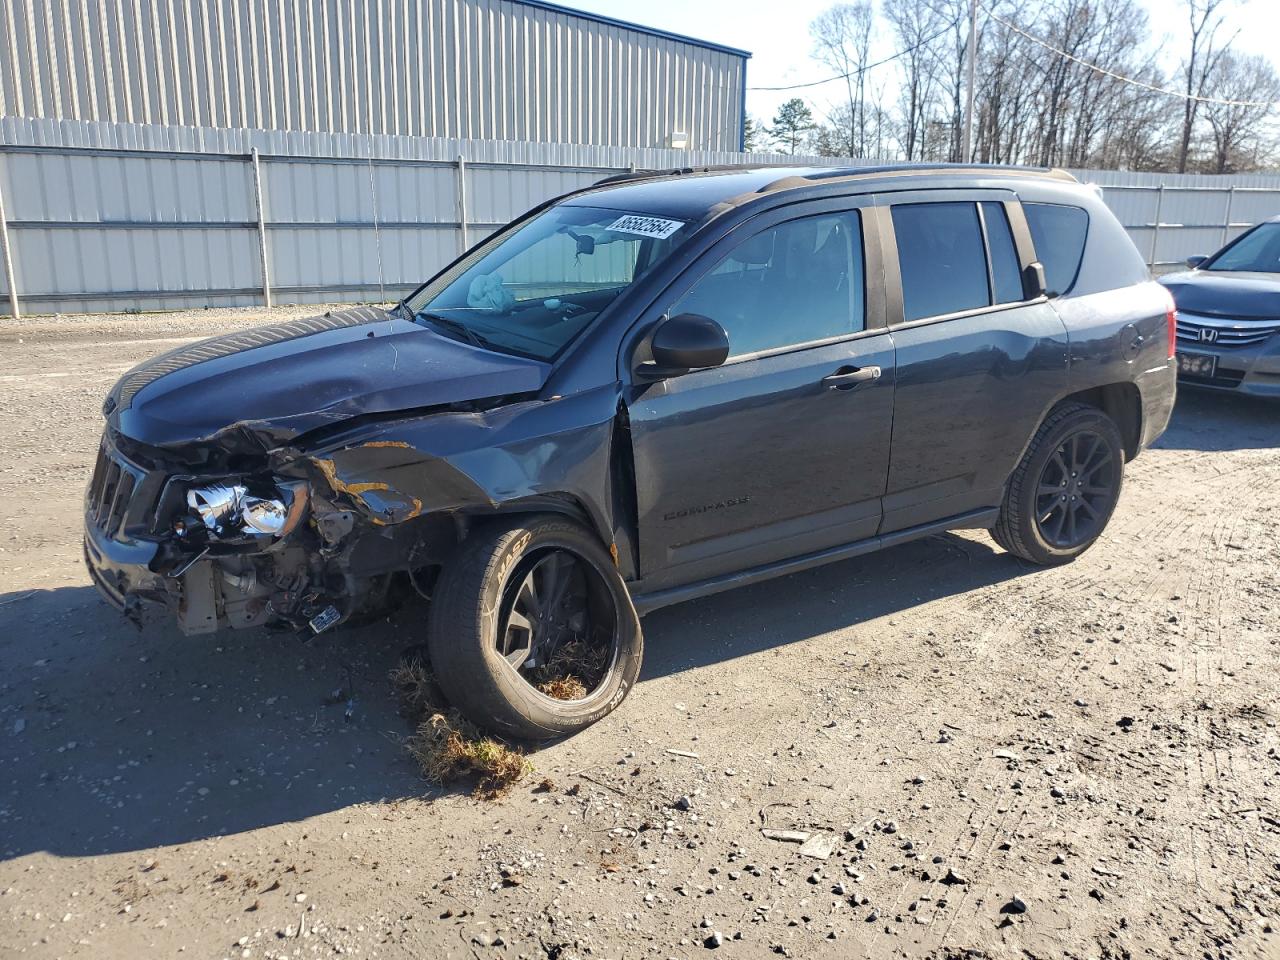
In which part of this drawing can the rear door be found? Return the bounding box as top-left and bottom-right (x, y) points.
(624, 198), (896, 592)
(878, 190), (1070, 533)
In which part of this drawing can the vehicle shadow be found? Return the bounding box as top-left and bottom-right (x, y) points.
(639, 531), (1026, 682)
(1, 531), (1027, 861)
(0, 584), (440, 861)
(1156, 388), (1280, 452)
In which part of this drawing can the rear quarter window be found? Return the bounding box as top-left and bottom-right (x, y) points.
(1024, 202), (1089, 297)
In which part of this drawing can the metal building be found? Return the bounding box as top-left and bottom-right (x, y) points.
(0, 0), (749, 151)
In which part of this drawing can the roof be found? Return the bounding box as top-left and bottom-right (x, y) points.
(566, 163), (1080, 220)
(510, 1), (752, 59)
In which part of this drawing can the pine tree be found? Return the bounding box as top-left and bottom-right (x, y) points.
(766, 99), (815, 155)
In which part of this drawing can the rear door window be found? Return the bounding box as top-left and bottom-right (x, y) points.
(981, 201), (1025, 304)
(891, 202), (990, 321)
(1023, 202), (1089, 297)
(674, 212), (865, 358)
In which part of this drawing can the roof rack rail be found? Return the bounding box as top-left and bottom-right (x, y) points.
(751, 162), (1078, 194)
(593, 164), (766, 187)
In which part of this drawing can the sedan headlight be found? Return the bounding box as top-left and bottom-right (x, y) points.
(185, 481), (307, 540)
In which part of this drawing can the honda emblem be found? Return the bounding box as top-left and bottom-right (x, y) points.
(1199, 327), (1219, 343)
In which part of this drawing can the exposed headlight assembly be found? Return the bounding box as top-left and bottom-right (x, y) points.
(185, 481), (307, 540)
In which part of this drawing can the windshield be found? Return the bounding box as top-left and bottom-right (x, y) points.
(1207, 222), (1280, 273)
(405, 204), (691, 360)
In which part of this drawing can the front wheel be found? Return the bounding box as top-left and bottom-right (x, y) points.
(427, 514), (643, 740)
(991, 402), (1125, 565)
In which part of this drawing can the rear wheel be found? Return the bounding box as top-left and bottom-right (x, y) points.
(992, 403), (1125, 565)
(427, 514), (643, 740)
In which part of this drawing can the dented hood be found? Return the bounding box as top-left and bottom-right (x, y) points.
(107, 307), (551, 450)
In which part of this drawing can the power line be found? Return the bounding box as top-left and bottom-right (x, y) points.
(747, 16), (961, 92)
(979, 2), (1280, 108)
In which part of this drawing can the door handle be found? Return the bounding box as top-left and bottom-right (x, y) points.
(822, 365), (882, 390)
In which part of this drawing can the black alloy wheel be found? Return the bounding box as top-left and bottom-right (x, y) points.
(497, 548), (614, 698)
(427, 515), (643, 739)
(991, 402), (1126, 566)
(1034, 429), (1118, 548)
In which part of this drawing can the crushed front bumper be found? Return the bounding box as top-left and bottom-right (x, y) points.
(83, 515), (171, 615)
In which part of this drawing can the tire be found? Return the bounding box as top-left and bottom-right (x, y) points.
(427, 514), (643, 740)
(991, 402), (1126, 566)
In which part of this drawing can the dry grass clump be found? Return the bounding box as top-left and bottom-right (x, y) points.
(533, 637), (608, 701)
(390, 655), (531, 799)
(389, 657), (440, 718)
(537, 675), (588, 700)
(407, 712), (531, 799)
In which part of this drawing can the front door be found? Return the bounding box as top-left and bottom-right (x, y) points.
(625, 203), (897, 593)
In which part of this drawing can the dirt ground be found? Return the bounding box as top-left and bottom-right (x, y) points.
(2, 305), (1279, 960)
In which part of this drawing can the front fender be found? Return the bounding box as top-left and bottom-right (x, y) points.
(280, 385), (623, 549)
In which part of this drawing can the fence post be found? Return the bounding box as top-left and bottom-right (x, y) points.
(455, 154), (469, 253)
(0, 163), (19, 320)
(250, 148), (273, 308)
(1148, 183), (1165, 268)
(1221, 185), (1236, 249)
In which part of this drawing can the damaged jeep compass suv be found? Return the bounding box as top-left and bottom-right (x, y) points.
(86, 164), (1176, 738)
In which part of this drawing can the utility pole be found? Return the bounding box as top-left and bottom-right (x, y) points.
(962, 0), (977, 162)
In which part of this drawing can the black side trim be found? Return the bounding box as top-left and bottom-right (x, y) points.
(629, 506), (999, 615)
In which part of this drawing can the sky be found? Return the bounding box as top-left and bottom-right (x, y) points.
(565, 0), (1280, 129)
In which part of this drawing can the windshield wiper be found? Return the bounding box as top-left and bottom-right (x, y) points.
(416, 311), (494, 351)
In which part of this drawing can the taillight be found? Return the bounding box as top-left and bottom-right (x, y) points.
(1162, 288), (1177, 359)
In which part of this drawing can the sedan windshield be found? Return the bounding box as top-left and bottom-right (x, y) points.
(1207, 222), (1280, 273)
(405, 204), (690, 360)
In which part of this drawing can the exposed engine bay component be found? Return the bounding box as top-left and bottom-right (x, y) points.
(183, 480), (308, 541)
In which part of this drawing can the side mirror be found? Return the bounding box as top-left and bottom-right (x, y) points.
(642, 313), (730, 378)
(1185, 254), (1207, 269)
(1022, 261), (1048, 299)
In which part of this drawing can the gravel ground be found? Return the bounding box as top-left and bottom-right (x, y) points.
(2, 306), (1279, 960)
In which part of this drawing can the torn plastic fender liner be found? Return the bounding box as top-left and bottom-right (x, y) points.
(287, 385), (623, 547)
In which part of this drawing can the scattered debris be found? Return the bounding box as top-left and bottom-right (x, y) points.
(762, 829), (812, 844)
(797, 833), (838, 860)
(941, 868), (968, 886)
(664, 748), (701, 759)
(1001, 895), (1028, 915)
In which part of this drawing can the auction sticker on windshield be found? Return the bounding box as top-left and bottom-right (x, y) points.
(606, 215), (684, 239)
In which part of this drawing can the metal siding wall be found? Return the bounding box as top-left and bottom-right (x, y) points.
(3, 119), (1279, 314)
(0, 0), (745, 150)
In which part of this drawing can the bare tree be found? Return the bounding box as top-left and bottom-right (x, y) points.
(810, 2), (876, 157)
(932, 0), (972, 162)
(797, 0), (1277, 172)
(1201, 52), (1280, 172)
(885, 0), (945, 160)
(1177, 0), (1236, 173)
